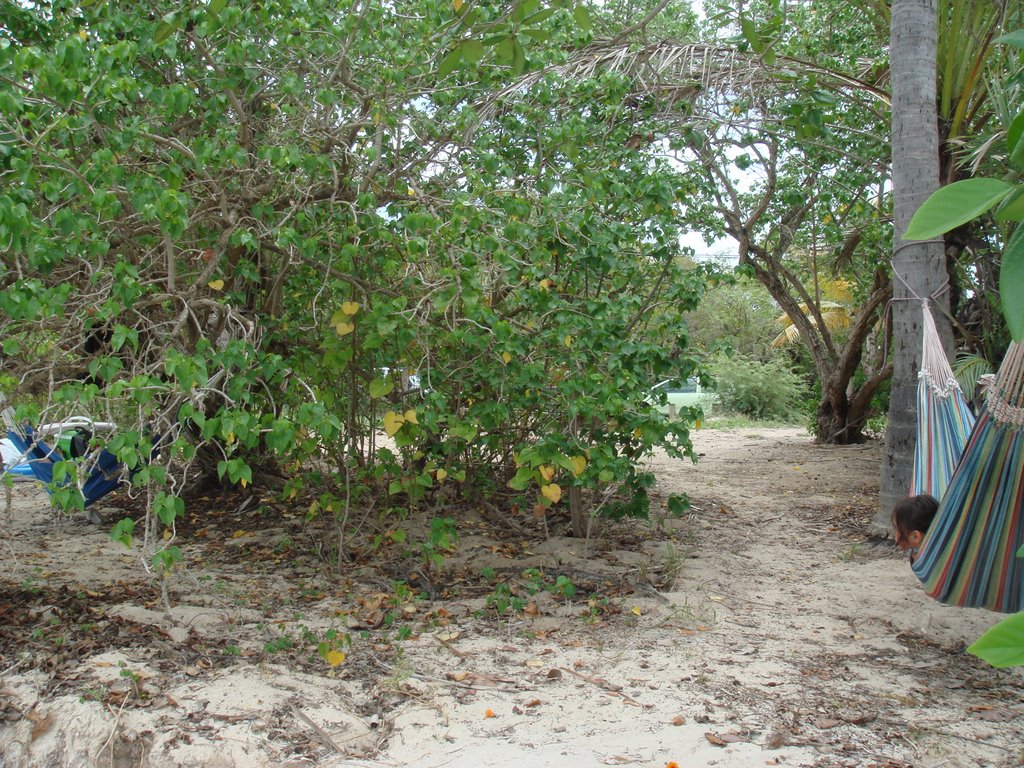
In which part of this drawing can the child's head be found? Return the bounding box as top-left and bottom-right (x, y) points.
(891, 494), (939, 550)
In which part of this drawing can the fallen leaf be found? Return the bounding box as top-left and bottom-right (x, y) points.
(325, 650), (346, 667)
(524, 699), (542, 708)
(26, 710), (53, 741)
(208, 279), (225, 291)
(813, 717), (841, 729)
(483, 709), (496, 719)
(671, 714), (686, 726)
(447, 671), (471, 682)
(525, 658), (544, 667)
(546, 669), (562, 680)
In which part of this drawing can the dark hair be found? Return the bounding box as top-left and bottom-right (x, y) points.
(891, 494), (939, 546)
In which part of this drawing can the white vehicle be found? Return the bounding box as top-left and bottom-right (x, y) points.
(649, 378), (716, 418)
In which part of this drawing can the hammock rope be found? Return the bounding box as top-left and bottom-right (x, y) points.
(912, 340), (1024, 613)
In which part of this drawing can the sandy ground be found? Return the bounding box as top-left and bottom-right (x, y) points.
(1, 427), (1022, 768)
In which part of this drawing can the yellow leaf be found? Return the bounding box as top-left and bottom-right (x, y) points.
(335, 321), (355, 337)
(631, 606), (642, 616)
(403, 409), (418, 424)
(538, 278), (552, 292)
(563, 335), (573, 348)
(383, 411), (405, 437)
(695, 418), (702, 430)
(570, 455), (587, 477)
(541, 483), (561, 504)
(407, 186), (416, 196)
(341, 301), (360, 316)
(436, 469), (448, 481)
(483, 708), (495, 718)
(232, 530), (247, 539)
(501, 351), (512, 364)
(632, 428), (643, 439)
(325, 650), (346, 667)
(78, 29), (87, 41)
(208, 279), (225, 291)
(538, 465), (555, 482)
(454, 0), (464, 10)
(162, 528), (172, 540)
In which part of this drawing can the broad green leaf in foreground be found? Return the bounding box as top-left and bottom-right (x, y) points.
(903, 179), (1018, 240)
(1001, 226), (1024, 341)
(967, 611), (1024, 668)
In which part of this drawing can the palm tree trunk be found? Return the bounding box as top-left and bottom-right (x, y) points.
(878, 0), (952, 533)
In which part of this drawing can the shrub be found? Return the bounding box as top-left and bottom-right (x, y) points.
(709, 354), (807, 420)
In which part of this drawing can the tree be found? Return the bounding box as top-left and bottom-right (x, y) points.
(877, 0), (1022, 531)
(0, 0), (708, 577)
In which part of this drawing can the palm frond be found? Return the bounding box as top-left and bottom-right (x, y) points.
(478, 41), (889, 125)
(771, 302), (853, 348)
(953, 353), (993, 397)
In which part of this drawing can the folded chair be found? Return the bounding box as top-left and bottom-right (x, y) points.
(2, 403), (129, 509)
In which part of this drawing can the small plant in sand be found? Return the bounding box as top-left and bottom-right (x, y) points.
(419, 517), (458, 572)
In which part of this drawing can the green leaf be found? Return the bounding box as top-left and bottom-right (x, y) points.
(109, 517), (135, 548)
(995, 30), (1024, 49)
(521, 28), (552, 42)
(573, 5), (592, 31)
(967, 611), (1024, 668)
(1007, 110), (1024, 164)
(496, 35), (515, 61)
(512, 37), (525, 74)
(437, 46), (462, 77)
(461, 39), (484, 64)
(368, 377), (394, 399)
(209, 0), (228, 14)
(154, 18), (177, 43)
(740, 17), (760, 51)
(1001, 226), (1024, 341)
(995, 188), (1024, 222)
(508, 465), (535, 491)
(903, 178), (1018, 239)
(523, 8), (557, 25)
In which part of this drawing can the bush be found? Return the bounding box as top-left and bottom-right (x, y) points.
(709, 354), (807, 420)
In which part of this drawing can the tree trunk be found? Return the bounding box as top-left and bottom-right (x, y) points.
(878, 0), (952, 533)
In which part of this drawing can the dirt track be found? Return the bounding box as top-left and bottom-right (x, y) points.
(1, 427), (1022, 767)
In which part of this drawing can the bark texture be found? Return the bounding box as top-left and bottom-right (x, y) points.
(879, 0), (952, 532)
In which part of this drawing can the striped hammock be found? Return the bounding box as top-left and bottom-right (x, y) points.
(910, 302), (977, 499)
(912, 339), (1024, 613)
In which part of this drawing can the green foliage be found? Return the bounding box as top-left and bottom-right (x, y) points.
(709, 354), (807, 421)
(903, 31), (1024, 341)
(967, 611), (1024, 668)
(0, 0), (707, 572)
(684, 274), (780, 360)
